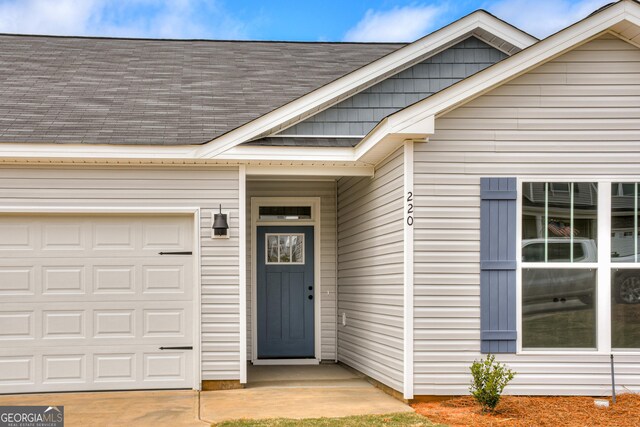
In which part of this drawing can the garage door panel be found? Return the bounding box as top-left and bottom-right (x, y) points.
(42, 265), (86, 294)
(143, 264), (187, 294)
(93, 353), (136, 383)
(0, 346), (193, 393)
(93, 265), (136, 294)
(92, 222), (136, 250)
(1, 302), (192, 347)
(43, 310), (85, 339)
(0, 356), (34, 385)
(42, 354), (86, 384)
(0, 214), (195, 393)
(0, 215), (192, 257)
(0, 221), (35, 250)
(0, 266), (34, 295)
(0, 258), (192, 302)
(144, 352), (188, 382)
(0, 311), (34, 340)
(42, 222), (86, 250)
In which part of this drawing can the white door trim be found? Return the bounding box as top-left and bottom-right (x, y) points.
(250, 197), (322, 364)
(0, 206), (202, 391)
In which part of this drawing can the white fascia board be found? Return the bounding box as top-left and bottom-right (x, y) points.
(245, 164), (374, 177)
(0, 142), (198, 159)
(382, 1), (639, 135)
(472, 11), (538, 52)
(217, 145), (358, 162)
(195, 11), (536, 160)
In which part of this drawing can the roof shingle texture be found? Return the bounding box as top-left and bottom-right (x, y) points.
(0, 34), (404, 145)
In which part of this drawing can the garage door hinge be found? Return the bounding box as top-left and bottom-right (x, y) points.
(158, 251), (193, 255)
(159, 346), (193, 350)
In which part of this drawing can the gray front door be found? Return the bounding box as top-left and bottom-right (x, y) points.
(257, 226), (314, 358)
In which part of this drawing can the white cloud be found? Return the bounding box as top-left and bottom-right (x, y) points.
(344, 4), (444, 42)
(487, 0), (612, 38)
(0, 0), (249, 39)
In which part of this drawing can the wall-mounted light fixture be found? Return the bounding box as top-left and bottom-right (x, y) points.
(212, 204), (229, 239)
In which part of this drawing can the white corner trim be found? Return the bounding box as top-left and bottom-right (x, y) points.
(238, 165), (247, 383)
(195, 11), (536, 160)
(194, 208), (203, 391)
(384, 1), (640, 135)
(403, 140), (414, 400)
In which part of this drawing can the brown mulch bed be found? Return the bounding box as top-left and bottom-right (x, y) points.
(412, 393), (640, 427)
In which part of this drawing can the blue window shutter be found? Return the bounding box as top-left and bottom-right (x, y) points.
(480, 177), (517, 353)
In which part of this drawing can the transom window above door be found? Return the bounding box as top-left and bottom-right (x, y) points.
(259, 206), (312, 220)
(266, 234), (304, 264)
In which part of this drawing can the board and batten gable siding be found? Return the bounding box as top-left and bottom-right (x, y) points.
(0, 165), (241, 382)
(279, 37), (506, 138)
(413, 34), (640, 395)
(337, 147), (405, 392)
(245, 180), (337, 361)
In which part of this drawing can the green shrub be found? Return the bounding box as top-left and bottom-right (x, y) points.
(469, 354), (515, 412)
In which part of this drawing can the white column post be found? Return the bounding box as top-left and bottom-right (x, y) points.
(239, 165), (247, 383)
(403, 140), (415, 399)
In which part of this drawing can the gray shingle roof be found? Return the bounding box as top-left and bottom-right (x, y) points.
(0, 34), (404, 145)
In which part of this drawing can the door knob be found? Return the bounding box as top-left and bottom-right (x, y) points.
(308, 295), (313, 300)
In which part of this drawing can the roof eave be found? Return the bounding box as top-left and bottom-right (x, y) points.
(195, 9), (537, 160)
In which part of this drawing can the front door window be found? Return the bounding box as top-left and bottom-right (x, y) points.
(266, 234), (304, 264)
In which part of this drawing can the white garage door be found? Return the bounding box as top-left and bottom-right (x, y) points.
(0, 214), (195, 393)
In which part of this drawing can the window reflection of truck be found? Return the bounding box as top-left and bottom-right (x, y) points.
(521, 238), (640, 305)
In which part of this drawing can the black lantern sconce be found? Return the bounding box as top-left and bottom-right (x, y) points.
(212, 204), (229, 239)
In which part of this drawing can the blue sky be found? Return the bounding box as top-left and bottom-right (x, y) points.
(0, 0), (612, 41)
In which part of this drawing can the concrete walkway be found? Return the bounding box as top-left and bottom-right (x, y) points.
(0, 364), (412, 426)
(201, 364), (412, 423)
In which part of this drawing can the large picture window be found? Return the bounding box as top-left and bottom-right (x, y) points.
(611, 183), (640, 349)
(521, 182), (598, 349)
(520, 181), (640, 351)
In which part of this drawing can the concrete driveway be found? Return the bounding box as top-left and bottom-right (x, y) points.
(0, 364), (412, 426)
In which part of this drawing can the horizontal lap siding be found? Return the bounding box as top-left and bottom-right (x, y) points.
(0, 165), (240, 381)
(414, 34), (640, 396)
(337, 148), (404, 391)
(246, 180), (337, 361)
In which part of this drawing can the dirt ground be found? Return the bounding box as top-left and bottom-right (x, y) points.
(412, 393), (640, 427)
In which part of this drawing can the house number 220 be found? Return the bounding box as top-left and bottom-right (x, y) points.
(406, 191), (414, 226)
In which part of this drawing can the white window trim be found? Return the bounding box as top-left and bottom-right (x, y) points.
(516, 177), (640, 356)
(250, 197), (321, 364)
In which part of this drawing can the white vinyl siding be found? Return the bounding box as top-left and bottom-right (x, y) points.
(413, 34), (640, 396)
(0, 165), (240, 382)
(337, 148), (405, 392)
(246, 180), (337, 361)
